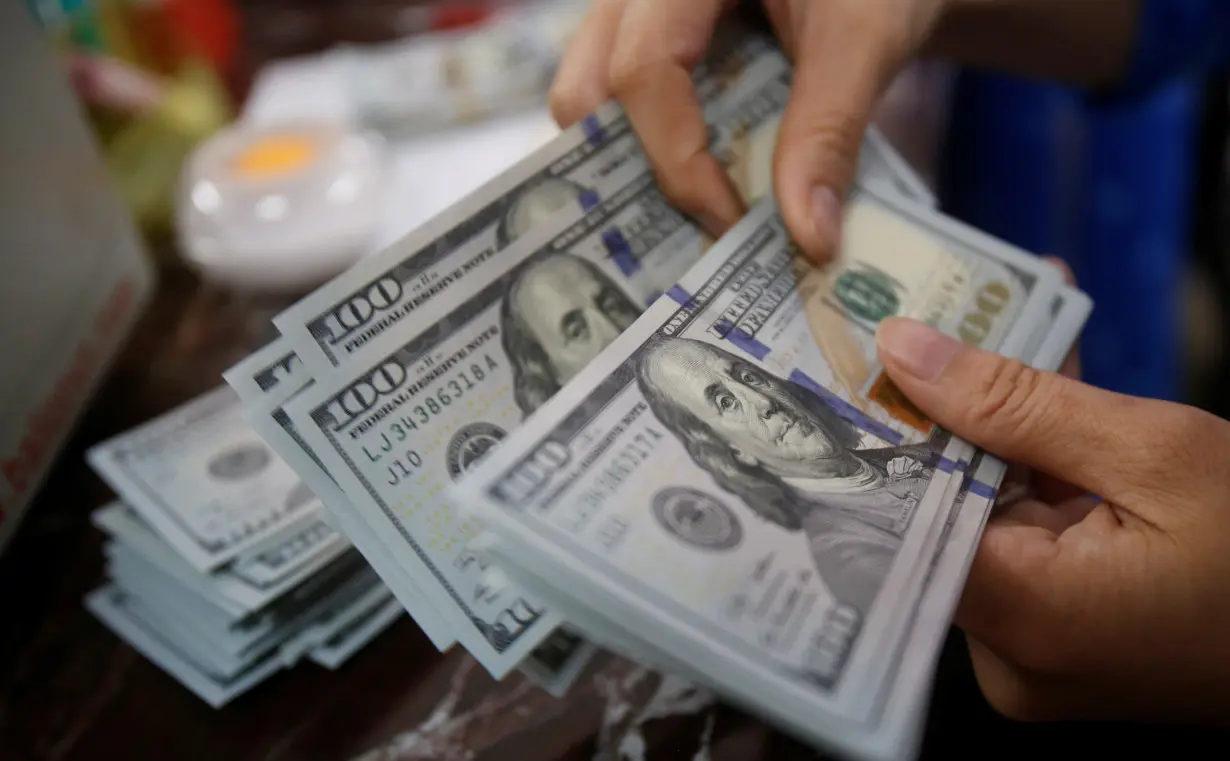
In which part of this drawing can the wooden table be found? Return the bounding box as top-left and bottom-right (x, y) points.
(0, 263), (1221, 761)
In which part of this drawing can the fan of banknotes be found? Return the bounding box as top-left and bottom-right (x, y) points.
(85, 24), (1091, 759)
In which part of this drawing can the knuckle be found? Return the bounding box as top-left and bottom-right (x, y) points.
(608, 9), (710, 87)
(966, 357), (1050, 439)
(1153, 404), (1217, 457)
(607, 43), (675, 101)
(1134, 402), (1227, 496)
(774, 109), (865, 178)
(605, 54), (645, 98)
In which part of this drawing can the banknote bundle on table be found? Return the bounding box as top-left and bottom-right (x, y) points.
(82, 387), (406, 708)
(215, 23), (1091, 760)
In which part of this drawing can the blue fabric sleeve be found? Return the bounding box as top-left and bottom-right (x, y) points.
(1100, 0), (1230, 98)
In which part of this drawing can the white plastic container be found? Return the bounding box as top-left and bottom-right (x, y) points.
(176, 121), (389, 294)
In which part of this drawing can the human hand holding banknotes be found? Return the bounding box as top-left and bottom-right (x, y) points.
(245, 21), (1091, 745)
(551, 0), (1230, 734)
(879, 315), (1230, 725)
(80, 15), (1220, 761)
(549, 0), (951, 258)
(549, 0), (1138, 262)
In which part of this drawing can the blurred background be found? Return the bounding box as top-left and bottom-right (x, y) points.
(4, 1), (1229, 759)
(26, 0), (1230, 411)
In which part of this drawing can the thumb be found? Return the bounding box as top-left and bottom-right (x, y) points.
(772, 0), (915, 264)
(874, 317), (1163, 502)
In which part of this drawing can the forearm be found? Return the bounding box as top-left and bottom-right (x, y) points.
(924, 0), (1140, 88)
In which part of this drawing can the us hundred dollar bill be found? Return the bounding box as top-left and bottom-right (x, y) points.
(237, 339), (600, 690)
(227, 340), (460, 651)
(447, 191), (1062, 756)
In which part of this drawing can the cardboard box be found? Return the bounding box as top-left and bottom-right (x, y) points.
(0, 3), (154, 554)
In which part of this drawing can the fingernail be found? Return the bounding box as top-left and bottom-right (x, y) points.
(1042, 255), (1076, 286)
(876, 318), (964, 382)
(810, 186), (842, 251)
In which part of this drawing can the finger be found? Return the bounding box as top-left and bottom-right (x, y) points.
(549, 0), (630, 127)
(957, 494), (1152, 678)
(772, 0), (917, 264)
(874, 317), (1201, 508)
(955, 516), (1076, 671)
(1052, 494), (1100, 526)
(607, 0), (744, 236)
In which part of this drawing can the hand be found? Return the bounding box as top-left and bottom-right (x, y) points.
(875, 316), (1230, 724)
(549, 0), (949, 263)
(886, 455), (923, 480)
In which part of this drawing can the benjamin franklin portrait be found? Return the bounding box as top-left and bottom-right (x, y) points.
(634, 335), (940, 616)
(496, 177), (590, 248)
(501, 252), (642, 416)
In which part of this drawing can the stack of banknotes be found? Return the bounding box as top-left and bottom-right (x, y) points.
(83, 390), (409, 707)
(94, 24), (1091, 758)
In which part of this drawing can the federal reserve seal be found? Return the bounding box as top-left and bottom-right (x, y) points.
(651, 487), (743, 551)
(446, 422), (506, 480)
(207, 443), (271, 481)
